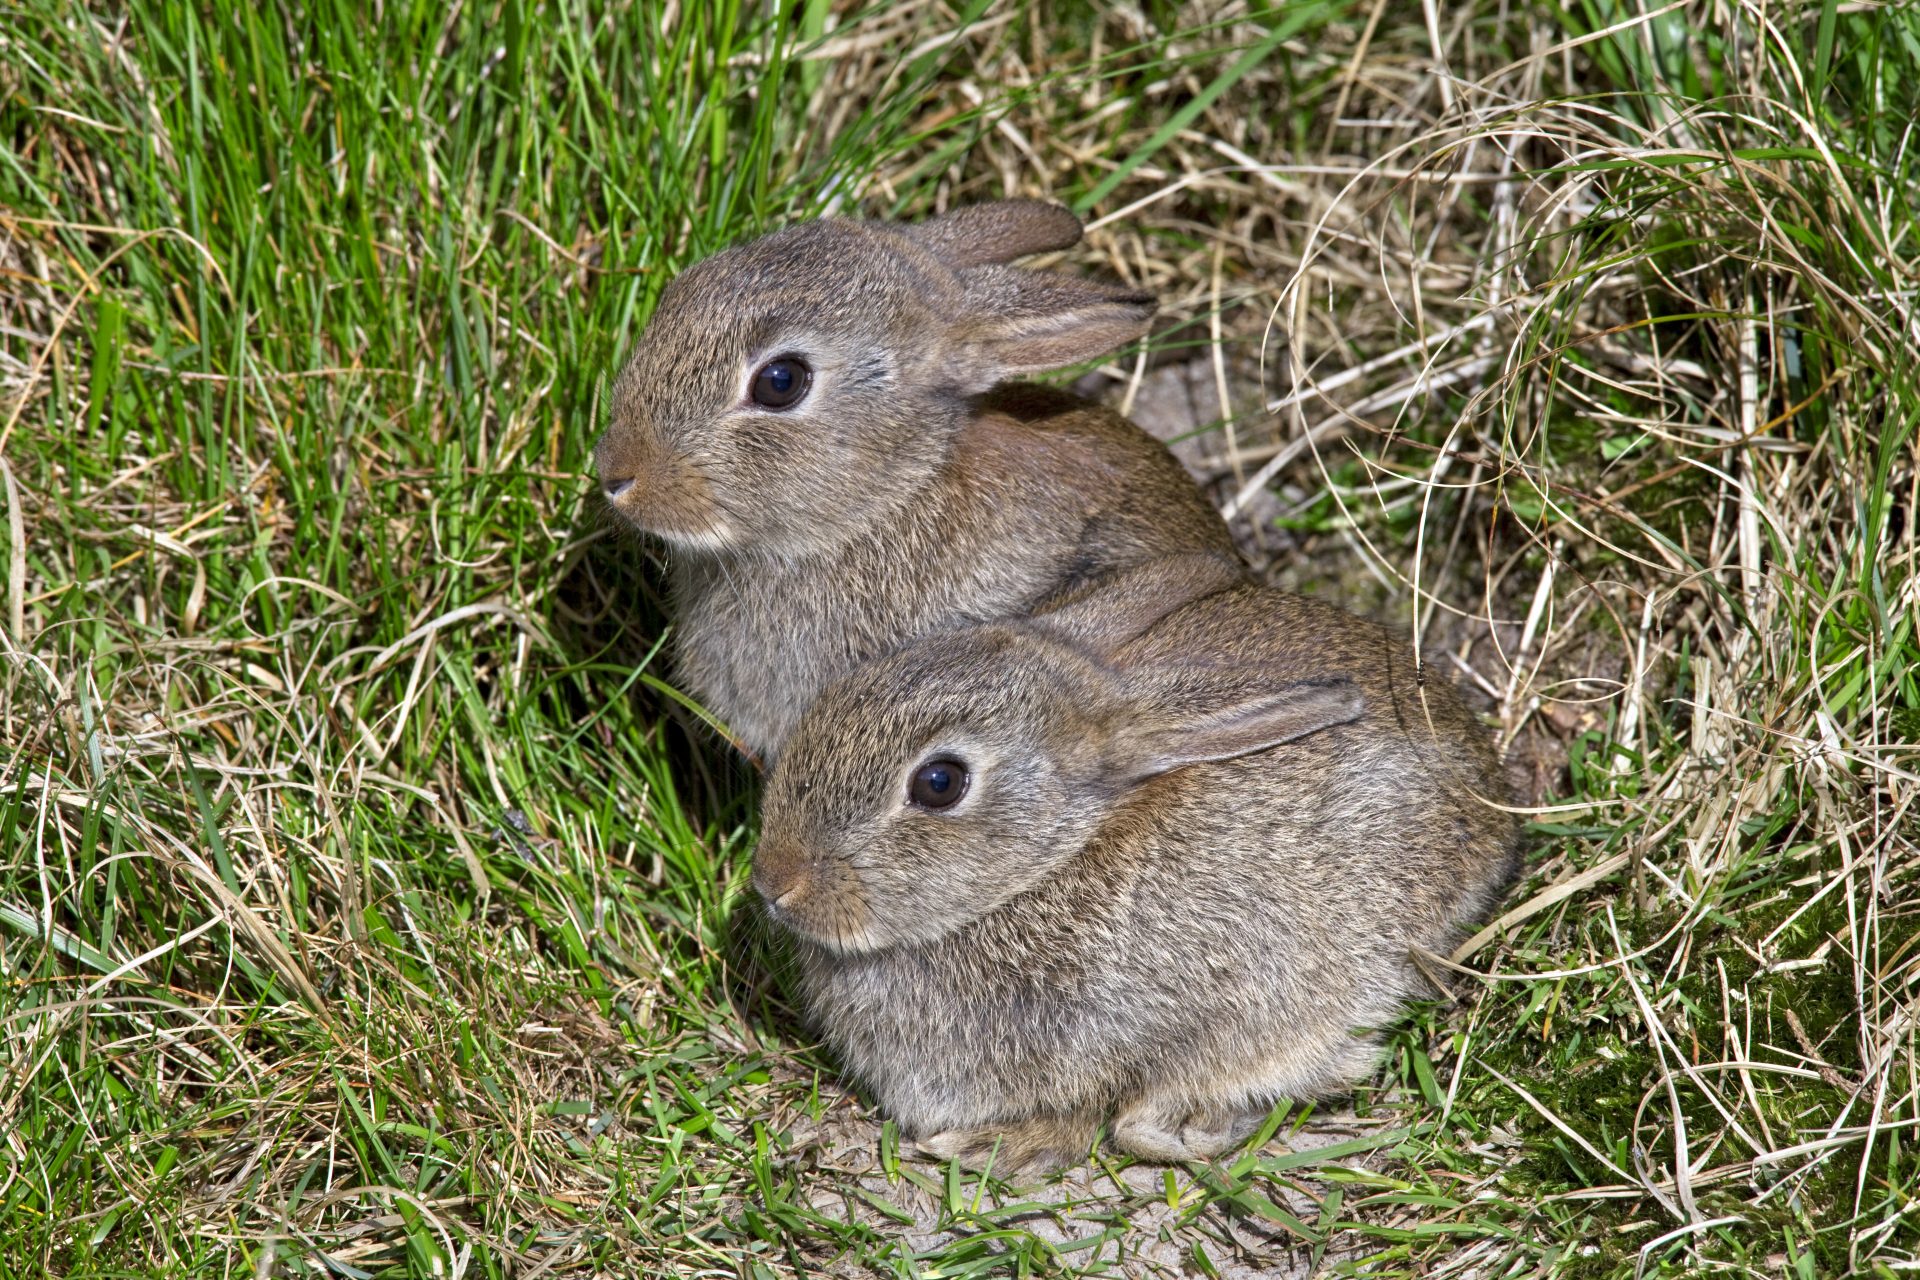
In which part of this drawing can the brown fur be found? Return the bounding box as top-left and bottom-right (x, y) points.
(593, 201), (1235, 760)
(754, 560), (1522, 1175)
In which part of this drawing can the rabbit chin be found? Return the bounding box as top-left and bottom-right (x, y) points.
(761, 877), (881, 955)
(605, 489), (738, 553)
(641, 519), (737, 556)
(782, 900), (995, 957)
(769, 886), (986, 957)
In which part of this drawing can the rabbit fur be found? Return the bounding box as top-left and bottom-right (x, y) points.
(753, 555), (1521, 1173)
(593, 200), (1235, 761)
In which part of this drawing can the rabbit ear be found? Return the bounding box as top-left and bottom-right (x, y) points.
(1111, 676), (1364, 782)
(1033, 554), (1246, 659)
(951, 266), (1156, 385)
(905, 199), (1083, 268)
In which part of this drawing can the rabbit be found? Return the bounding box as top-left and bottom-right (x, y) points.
(593, 199), (1237, 763)
(751, 554), (1521, 1174)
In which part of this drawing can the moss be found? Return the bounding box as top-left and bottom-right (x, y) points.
(1458, 824), (1911, 1276)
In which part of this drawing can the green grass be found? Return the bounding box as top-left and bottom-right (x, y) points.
(2, 1), (1917, 1276)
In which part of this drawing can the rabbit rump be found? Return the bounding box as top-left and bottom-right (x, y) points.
(753, 559), (1520, 1174)
(593, 199), (1234, 762)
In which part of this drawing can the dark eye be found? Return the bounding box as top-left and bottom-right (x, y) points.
(750, 357), (810, 409)
(908, 758), (969, 810)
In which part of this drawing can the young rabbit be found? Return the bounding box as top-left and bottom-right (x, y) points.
(594, 200), (1236, 762)
(752, 556), (1520, 1173)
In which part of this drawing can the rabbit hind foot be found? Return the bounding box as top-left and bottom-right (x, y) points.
(1109, 1096), (1264, 1163)
(914, 1109), (1100, 1176)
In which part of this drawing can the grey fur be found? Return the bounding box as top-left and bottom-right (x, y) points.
(753, 558), (1522, 1173)
(593, 201), (1234, 760)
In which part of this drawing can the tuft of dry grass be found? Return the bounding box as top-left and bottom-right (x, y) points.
(2, 1), (1916, 1276)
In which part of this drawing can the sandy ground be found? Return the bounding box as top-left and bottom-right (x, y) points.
(775, 1097), (1391, 1278)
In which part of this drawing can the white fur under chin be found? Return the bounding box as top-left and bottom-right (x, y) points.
(653, 521), (735, 555)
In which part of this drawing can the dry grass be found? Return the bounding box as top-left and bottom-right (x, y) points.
(2, 1), (1916, 1276)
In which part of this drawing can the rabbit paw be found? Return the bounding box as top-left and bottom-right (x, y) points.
(1111, 1100), (1261, 1162)
(915, 1112), (1096, 1176)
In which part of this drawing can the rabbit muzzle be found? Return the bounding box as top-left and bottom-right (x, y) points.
(595, 434), (731, 549)
(752, 836), (812, 909)
(751, 837), (876, 950)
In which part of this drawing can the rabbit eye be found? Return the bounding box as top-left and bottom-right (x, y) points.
(908, 758), (969, 810)
(750, 357), (810, 409)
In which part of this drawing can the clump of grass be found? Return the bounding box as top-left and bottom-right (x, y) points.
(3, 0), (1916, 1276)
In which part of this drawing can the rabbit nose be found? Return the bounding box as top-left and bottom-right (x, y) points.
(753, 838), (811, 908)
